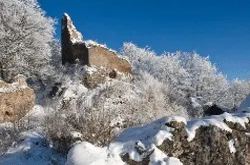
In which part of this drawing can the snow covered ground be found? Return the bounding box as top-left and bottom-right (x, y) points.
(1, 100), (250, 165)
(66, 112), (250, 165)
(0, 128), (66, 165)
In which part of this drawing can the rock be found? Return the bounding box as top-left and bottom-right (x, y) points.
(82, 67), (107, 89)
(203, 104), (226, 116)
(165, 121), (186, 129)
(118, 114), (250, 165)
(49, 82), (65, 98)
(61, 13), (131, 76)
(0, 75), (35, 122)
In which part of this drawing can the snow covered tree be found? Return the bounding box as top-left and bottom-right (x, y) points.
(0, 0), (56, 81)
(180, 52), (230, 107)
(229, 79), (250, 108)
(121, 43), (235, 117)
(121, 43), (190, 106)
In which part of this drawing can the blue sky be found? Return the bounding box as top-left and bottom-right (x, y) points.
(39, 0), (250, 80)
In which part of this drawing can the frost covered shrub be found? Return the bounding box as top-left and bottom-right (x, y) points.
(45, 70), (188, 151)
(121, 43), (191, 112)
(0, 0), (56, 82)
(0, 121), (28, 156)
(44, 97), (118, 151)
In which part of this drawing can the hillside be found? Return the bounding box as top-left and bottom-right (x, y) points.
(1, 0), (250, 165)
(1, 108), (250, 165)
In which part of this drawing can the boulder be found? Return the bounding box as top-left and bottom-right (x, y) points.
(0, 75), (35, 122)
(61, 13), (131, 76)
(203, 104), (226, 116)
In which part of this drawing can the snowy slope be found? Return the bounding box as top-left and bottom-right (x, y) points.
(0, 129), (66, 165)
(1, 109), (250, 165)
(66, 116), (186, 165)
(66, 112), (250, 165)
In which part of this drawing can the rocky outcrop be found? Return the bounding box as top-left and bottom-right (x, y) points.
(0, 75), (35, 122)
(61, 13), (131, 76)
(115, 113), (250, 165)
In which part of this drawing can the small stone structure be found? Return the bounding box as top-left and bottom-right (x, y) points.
(0, 75), (35, 122)
(61, 13), (131, 75)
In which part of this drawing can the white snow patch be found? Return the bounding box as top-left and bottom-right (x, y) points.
(228, 139), (236, 154)
(165, 157), (183, 165)
(0, 81), (27, 93)
(0, 129), (65, 165)
(186, 112), (250, 141)
(66, 116), (186, 165)
(245, 132), (250, 136)
(213, 112), (249, 128)
(116, 116), (186, 146)
(149, 146), (183, 165)
(63, 81), (87, 100)
(64, 13), (83, 44)
(186, 118), (232, 141)
(85, 66), (98, 75)
(190, 97), (202, 108)
(84, 40), (117, 53)
(66, 142), (125, 165)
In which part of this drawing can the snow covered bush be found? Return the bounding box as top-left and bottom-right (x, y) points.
(121, 43), (189, 110)
(44, 66), (188, 151)
(180, 53), (230, 107)
(0, 0), (56, 82)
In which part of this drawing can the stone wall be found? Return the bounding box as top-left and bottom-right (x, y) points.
(88, 46), (131, 74)
(61, 13), (131, 75)
(0, 75), (35, 122)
